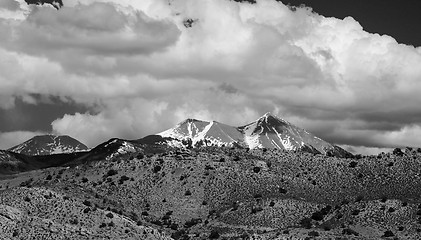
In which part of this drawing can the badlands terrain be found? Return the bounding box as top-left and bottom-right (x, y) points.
(0, 114), (421, 239)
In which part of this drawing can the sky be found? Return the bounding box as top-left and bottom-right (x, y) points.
(1, 0), (421, 155)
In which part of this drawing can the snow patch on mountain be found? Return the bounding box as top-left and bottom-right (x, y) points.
(105, 140), (136, 161)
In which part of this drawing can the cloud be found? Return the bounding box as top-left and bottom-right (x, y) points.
(0, 2), (181, 64)
(0, 0), (20, 11)
(1, 0), (421, 151)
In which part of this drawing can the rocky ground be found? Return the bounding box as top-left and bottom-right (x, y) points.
(1, 146), (421, 239)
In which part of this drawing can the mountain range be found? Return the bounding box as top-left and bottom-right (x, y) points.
(158, 112), (352, 157)
(1, 113), (351, 161)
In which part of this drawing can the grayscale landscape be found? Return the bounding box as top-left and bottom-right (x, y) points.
(1, 0), (421, 239)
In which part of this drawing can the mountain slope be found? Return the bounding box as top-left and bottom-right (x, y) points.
(157, 113), (351, 156)
(239, 113), (334, 154)
(159, 119), (243, 148)
(8, 135), (88, 156)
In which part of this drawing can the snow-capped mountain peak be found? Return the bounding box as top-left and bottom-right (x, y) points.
(8, 135), (89, 156)
(156, 112), (352, 157)
(159, 118), (243, 148)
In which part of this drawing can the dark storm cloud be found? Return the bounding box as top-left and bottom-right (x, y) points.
(0, 95), (92, 132)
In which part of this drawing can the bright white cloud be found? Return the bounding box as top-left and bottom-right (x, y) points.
(0, 0), (421, 151)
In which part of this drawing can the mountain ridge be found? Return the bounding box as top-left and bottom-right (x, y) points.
(158, 112), (352, 157)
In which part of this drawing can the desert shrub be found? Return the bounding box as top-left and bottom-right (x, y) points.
(251, 206), (263, 214)
(185, 190), (192, 196)
(69, 218), (79, 225)
(308, 231), (319, 237)
(184, 218), (202, 228)
(279, 187), (288, 194)
(253, 193), (263, 199)
(299, 218), (312, 229)
(253, 166), (261, 173)
(151, 220), (163, 226)
(24, 196), (31, 202)
(351, 209), (360, 216)
(393, 148), (403, 156)
(106, 212), (114, 218)
(342, 228), (359, 236)
(118, 175), (130, 184)
(349, 161), (358, 168)
(355, 195), (364, 202)
(46, 175), (52, 180)
(81, 177), (89, 183)
(44, 193), (52, 199)
(83, 207), (90, 214)
(83, 200), (91, 206)
(170, 223), (178, 230)
(99, 223), (107, 228)
(171, 230), (188, 240)
(20, 178), (33, 187)
(153, 165), (162, 173)
(311, 211), (324, 221)
(209, 230), (220, 239)
(382, 230), (394, 237)
(105, 169), (118, 177)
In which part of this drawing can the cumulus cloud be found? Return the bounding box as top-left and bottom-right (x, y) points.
(1, 0), (421, 151)
(0, 0), (20, 11)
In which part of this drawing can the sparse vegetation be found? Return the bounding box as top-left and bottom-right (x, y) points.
(2, 143), (421, 239)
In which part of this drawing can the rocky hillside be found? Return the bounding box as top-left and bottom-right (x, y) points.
(1, 145), (421, 239)
(8, 135), (89, 156)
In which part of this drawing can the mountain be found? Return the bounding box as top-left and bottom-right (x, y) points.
(8, 135), (89, 156)
(67, 138), (143, 165)
(158, 112), (352, 157)
(158, 118), (244, 148)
